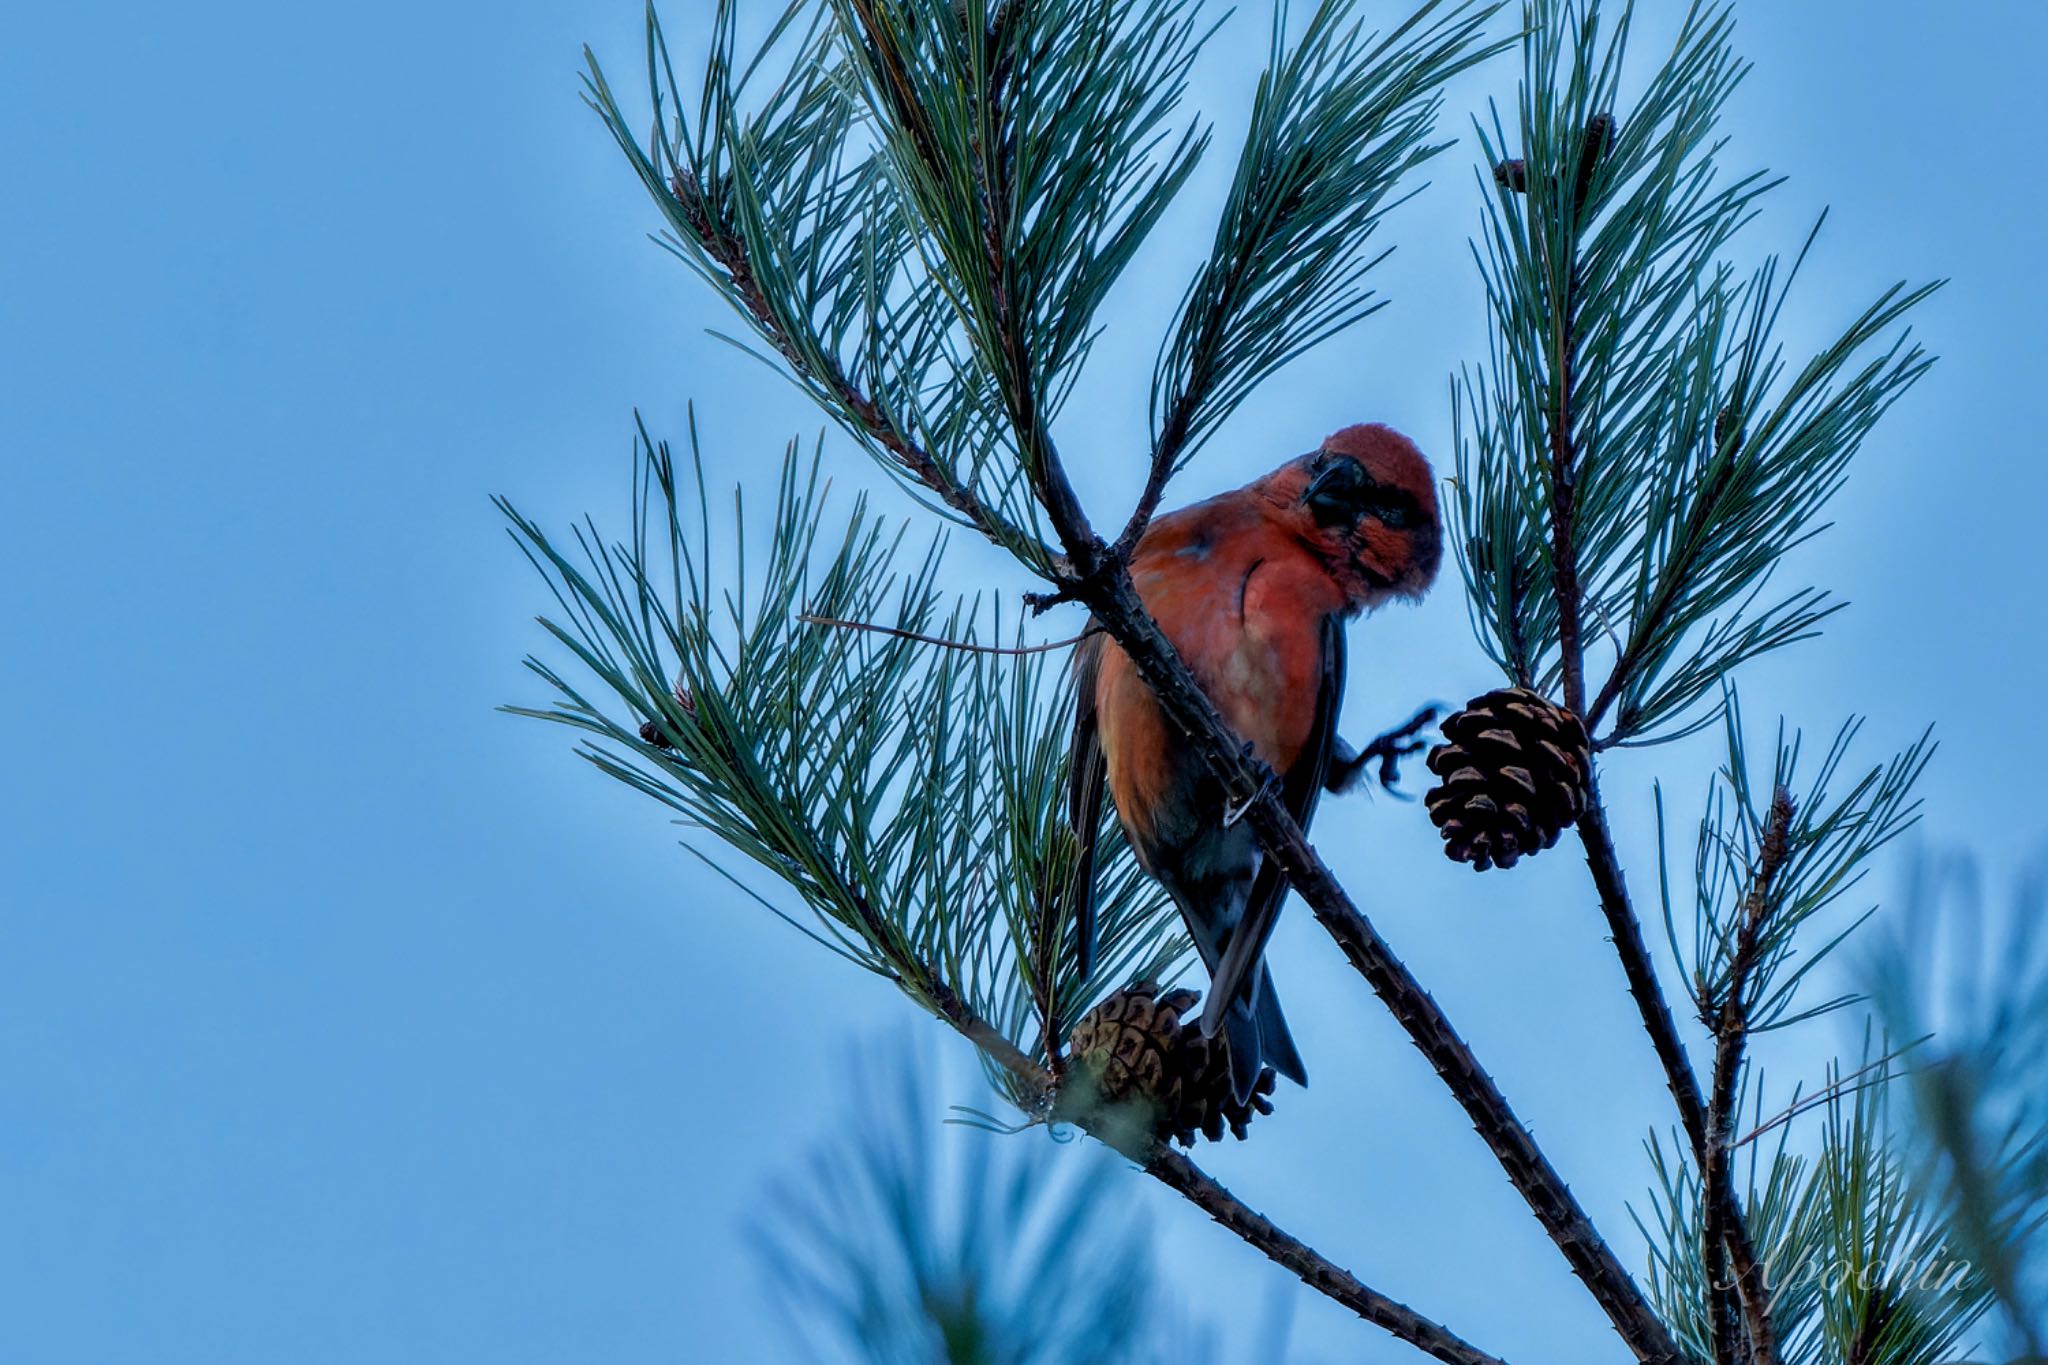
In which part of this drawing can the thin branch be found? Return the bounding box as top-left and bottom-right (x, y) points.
(668, 174), (1012, 544)
(798, 612), (1089, 656)
(1113, 385), (1200, 561)
(1703, 787), (1796, 1364)
(1580, 756), (1778, 1360)
(1146, 1148), (1512, 1365)
(1544, 222), (1589, 719)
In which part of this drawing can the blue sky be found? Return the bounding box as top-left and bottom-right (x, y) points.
(4, 3), (2045, 1362)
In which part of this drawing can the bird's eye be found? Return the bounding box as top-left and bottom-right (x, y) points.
(1375, 498), (1412, 530)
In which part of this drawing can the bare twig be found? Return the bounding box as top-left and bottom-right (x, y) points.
(798, 612), (1089, 657)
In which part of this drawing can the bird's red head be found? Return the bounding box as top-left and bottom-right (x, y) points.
(1256, 424), (1442, 609)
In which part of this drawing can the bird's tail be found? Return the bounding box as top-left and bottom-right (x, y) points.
(1221, 966), (1308, 1104)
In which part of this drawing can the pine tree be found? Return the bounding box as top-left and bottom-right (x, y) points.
(502, 1), (1998, 1358)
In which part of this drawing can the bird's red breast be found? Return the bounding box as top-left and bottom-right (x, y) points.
(1091, 488), (1348, 850)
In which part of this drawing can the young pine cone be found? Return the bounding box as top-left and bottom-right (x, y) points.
(638, 680), (698, 749)
(1060, 983), (1275, 1148)
(1423, 688), (1591, 871)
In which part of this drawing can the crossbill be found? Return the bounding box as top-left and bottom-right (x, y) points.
(1069, 425), (1442, 1102)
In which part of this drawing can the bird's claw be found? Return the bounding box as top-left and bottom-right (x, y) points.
(1222, 756), (1278, 828)
(1360, 703), (1445, 799)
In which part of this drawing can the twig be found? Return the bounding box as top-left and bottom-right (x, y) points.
(1702, 789), (1796, 1364)
(1147, 1148), (1513, 1365)
(1113, 387), (1196, 561)
(1729, 1046), (1921, 1151)
(798, 612), (1088, 657)
(1580, 733), (1779, 1360)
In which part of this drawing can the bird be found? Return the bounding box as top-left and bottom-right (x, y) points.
(1067, 424), (1443, 1102)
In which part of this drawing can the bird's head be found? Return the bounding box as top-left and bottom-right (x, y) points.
(1257, 424), (1442, 608)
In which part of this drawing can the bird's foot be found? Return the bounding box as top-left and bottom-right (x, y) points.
(1223, 750), (1278, 828)
(1341, 703), (1444, 799)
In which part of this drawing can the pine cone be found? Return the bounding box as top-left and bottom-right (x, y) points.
(1492, 113), (1616, 216)
(1065, 983), (1194, 1119)
(638, 680), (698, 749)
(1059, 983), (1276, 1148)
(1424, 688), (1591, 871)
(1167, 1029), (1277, 1147)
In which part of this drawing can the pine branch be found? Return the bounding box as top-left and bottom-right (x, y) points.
(1701, 785), (1795, 1365)
(1123, 0), (1509, 556)
(1144, 1149), (1510, 1365)
(827, 937), (1511, 1363)
(1460, 3), (1946, 1357)
(663, 167), (1014, 549)
(1642, 1063), (1996, 1365)
(1484, 22), (1768, 1349)
(1456, 1), (1936, 748)
(951, 997), (1511, 1365)
(807, 13), (1674, 1344)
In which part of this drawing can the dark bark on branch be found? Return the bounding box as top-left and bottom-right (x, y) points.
(1577, 699), (1779, 1363)
(1146, 1147), (1512, 1365)
(1703, 790), (1795, 1365)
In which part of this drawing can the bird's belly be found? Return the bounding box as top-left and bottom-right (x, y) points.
(1206, 632), (1318, 774)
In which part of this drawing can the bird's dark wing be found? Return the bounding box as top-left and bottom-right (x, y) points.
(1065, 630), (1107, 979)
(1203, 615), (1344, 1020)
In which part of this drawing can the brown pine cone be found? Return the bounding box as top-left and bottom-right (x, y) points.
(1059, 983), (1276, 1148)
(1165, 1029), (1277, 1147)
(1424, 687), (1591, 871)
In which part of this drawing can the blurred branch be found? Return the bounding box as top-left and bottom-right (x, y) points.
(1876, 857), (2048, 1359)
(756, 1034), (1191, 1365)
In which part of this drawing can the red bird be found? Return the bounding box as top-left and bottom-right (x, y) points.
(1068, 425), (1443, 1101)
